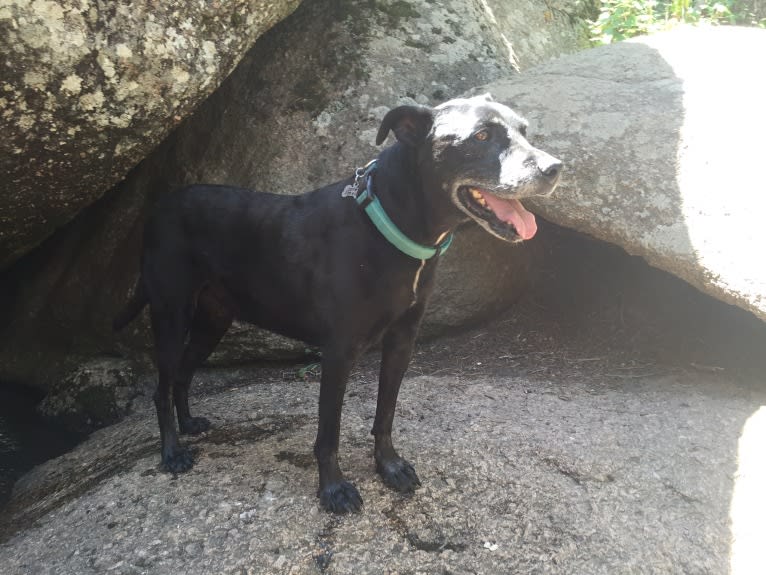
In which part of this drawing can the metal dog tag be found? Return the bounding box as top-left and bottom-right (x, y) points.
(341, 183), (359, 198)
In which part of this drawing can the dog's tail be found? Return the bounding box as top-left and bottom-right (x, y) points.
(113, 277), (149, 331)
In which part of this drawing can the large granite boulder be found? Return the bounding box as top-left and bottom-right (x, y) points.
(0, 0), (594, 391)
(484, 26), (766, 323)
(485, 0), (595, 68)
(0, 0), (301, 269)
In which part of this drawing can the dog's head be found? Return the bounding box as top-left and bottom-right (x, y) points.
(376, 94), (561, 242)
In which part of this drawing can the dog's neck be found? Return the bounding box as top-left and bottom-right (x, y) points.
(373, 143), (465, 248)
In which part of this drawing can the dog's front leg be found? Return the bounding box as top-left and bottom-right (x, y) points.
(372, 303), (425, 493)
(154, 364), (193, 473)
(314, 347), (363, 513)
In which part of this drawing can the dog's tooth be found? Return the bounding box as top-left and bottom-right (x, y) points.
(470, 188), (482, 200)
(478, 197), (487, 206)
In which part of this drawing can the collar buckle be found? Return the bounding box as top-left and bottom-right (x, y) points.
(346, 160), (453, 260)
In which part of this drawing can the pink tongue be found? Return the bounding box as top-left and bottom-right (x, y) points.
(481, 192), (538, 240)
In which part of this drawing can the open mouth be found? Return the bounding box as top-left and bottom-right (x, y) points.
(457, 186), (538, 241)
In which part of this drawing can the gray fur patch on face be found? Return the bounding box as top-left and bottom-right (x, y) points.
(499, 146), (533, 187)
(432, 95), (528, 143)
(432, 104), (479, 142)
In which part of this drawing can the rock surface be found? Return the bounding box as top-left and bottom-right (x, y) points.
(0, 0), (301, 268)
(37, 358), (147, 432)
(0, 0), (591, 391)
(1, 336), (763, 574)
(482, 26), (766, 322)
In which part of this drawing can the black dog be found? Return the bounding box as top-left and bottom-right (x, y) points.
(114, 94), (561, 513)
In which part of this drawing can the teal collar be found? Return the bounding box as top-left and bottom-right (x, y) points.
(345, 160), (453, 260)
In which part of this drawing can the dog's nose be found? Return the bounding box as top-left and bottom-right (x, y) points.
(538, 156), (562, 182)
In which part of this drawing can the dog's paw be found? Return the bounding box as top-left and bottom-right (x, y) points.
(318, 481), (363, 514)
(179, 416), (211, 435)
(377, 458), (421, 493)
(161, 447), (194, 473)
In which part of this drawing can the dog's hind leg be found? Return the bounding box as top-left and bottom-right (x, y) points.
(372, 303), (425, 493)
(150, 301), (195, 473)
(175, 287), (233, 435)
(315, 344), (364, 514)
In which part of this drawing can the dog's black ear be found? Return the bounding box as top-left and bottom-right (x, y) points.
(376, 105), (434, 146)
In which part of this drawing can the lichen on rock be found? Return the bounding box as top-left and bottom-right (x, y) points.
(0, 0), (302, 269)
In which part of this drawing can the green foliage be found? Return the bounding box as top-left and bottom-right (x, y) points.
(297, 362), (321, 380)
(590, 0), (762, 44)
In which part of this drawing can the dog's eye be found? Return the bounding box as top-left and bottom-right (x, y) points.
(519, 125), (528, 137)
(473, 129), (490, 142)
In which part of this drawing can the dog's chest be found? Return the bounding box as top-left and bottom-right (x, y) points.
(357, 255), (436, 309)
(410, 259), (428, 306)
(408, 257), (439, 308)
